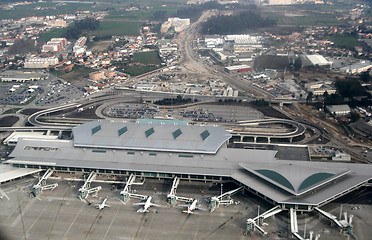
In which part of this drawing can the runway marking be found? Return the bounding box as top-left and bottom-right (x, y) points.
(133, 212), (146, 239)
(142, 211), (156, 240)
(47, 192), (67, 240)
(9, 197), (35, 228)
(0, 187), (10, 200)
(172, 214), (190, 240)
(200, 211), (240, 240)
(84, 208), (102, 239)
(7, 196), (26, 220)
(194, 214), (201, 240)
(103, 205), (121, 240)
(64, 202), (86, 237)
(26, 199), (51, 235)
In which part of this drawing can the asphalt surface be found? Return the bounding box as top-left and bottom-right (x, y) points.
(1, 176), (371, 240)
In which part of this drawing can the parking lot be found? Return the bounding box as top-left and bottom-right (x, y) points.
(104, 103), (264, 123)
(36, 80), (85, 107)
(0, 82), (42, 105)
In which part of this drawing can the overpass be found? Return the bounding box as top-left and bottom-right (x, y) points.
(228, 118), (306, 143)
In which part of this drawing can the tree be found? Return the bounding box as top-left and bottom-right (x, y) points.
(306, 92), (313, 103)
(294, 57), (302, 71)
(150, 11), (167, 21)
(335, 79), (367, 98)
(360, 70), (371, 83)
(350, 111), (360, 123)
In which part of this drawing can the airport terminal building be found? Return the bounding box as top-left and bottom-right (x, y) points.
(5, 119), (372, 211)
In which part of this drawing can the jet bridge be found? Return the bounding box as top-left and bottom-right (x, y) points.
(120, 174), (146, 203)
(33, 168), (58, 196)
(167, 177), (193, 206)
(209, 186), (243, 212)
(246, 205), (282, 236)
(290, 208), (321, 240)
(78, 172), (102, 199)
(315, 207), (353, 235)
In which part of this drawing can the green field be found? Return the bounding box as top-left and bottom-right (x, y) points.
(2, 108), (22, 115)
(59, 66), (94, 82)
(92, 20), (143, 36)
(0, 2), (100, 20)
(327, 35), (360, 49)
(40, 28), (67, 42)
(124, 65), (162, 76)
(290, 15), (340, 26)
(106, 5), (180, 21)
(133, 51), (162, 65)
(0, 1), (185, 20)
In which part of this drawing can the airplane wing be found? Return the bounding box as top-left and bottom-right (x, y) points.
(133, 202), (146, 206)
(177, 204), (189, 208)
(104, 204), (111, 208)
(150, 203), (161, 207)
(196, 206), (206, 211)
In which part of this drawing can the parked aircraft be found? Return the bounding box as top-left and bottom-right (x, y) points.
(179, 199), (205, 214)
(95, 196), (110, 209)
(134, 196), (161, 213)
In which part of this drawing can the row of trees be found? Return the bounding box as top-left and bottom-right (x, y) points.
(64, 18), (100, 40)
(201, 11), (276, 35)
(154, 95), (194, 105)
(306, 78), (371, 107)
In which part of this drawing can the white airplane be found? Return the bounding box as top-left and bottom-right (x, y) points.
(95, 197), (110, 210)
(134, 196), (161, 213)
(179, 199), (205, 214)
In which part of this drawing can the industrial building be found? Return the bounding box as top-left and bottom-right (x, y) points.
(5, 119), (372, 213)
(0, 70), (45, 82)
(225, 65), (252, 73)
(161, 18), (190, 33)
(24, 57), (59, 69)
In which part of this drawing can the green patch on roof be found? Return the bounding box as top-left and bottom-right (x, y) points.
(299, 173), (334, 191)
(118, 126), (128, 136)
(92, 149), (106, 153)
(145, 127), (155, 138)
(172, 129), (182, 139)
(256, 169), (295, 191)
(91, 125), (101, 135)
(200, 130), (210, 140)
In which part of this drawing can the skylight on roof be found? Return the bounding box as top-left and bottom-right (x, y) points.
(91, 125), (101, 135)
(118, 126), (128, 136)
(200, 130), (210, 141)
(145, 127), (155, 138)
(172, 129), (182, 139)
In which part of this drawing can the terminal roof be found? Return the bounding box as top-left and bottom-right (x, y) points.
(72, 120), (231, 154)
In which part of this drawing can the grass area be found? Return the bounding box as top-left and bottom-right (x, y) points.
(290, 15), (340, 26)
(132, 51), (162, 65)
(0, 2), (99, 20)
(269, 40), (285, 47)
(91, 20), (143, 36)
(60, 66), (94, 82)
(106, 5), (180, 21)
(124, 65), (162, 76)
(2, 108), (22, 115)
(327, 35), (360, 49)
(40, 28), (67, 42)
(89, 40), (113, 52)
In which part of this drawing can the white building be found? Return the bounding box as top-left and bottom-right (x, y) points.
(24, 57), (59, 69)
(305, 54), (332, 67)
(340, 61), (372, 74)
(161, 18), (190, 33)
(326, 105), (351, 116)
